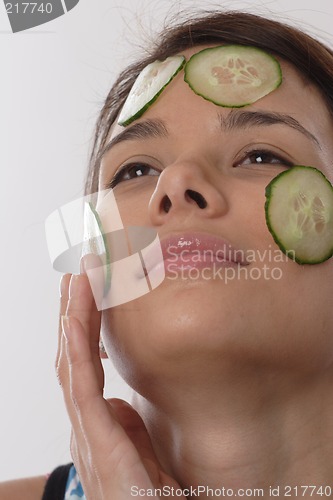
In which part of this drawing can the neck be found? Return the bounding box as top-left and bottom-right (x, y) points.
(133, 364), (333, 498)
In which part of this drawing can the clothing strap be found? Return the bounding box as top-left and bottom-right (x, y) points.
(42, 463), (73, 500)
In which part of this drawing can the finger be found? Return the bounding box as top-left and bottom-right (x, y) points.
(69, 429), (84, 481)
(66, 274), (95, 335)
(66, 273), (104, 391)
(81, 252), (106, 316)
(62, 318), (133, 461)
(108, 398), (163, 484)
(56, 274), (81, 416)
(56, 275), (90, 468)
(59, 312), (91, 470)
(81, 253), (105, 360)
(63, 318), (158, 493)
(60, 274), (102, 424)
(108, 399), (160, 463)
(56, 273), (71, 384)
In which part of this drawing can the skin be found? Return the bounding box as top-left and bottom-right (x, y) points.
(0, 475), (47, 500)
(57, 46), (333, 499)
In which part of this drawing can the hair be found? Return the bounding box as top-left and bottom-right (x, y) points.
(85, 10), (333, 195)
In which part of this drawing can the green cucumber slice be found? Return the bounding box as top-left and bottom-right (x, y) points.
(184, 45), (282, 107)
(265, 166), (333, 264)
(82, 201), (111, 295)
(118, 55), (185, 126)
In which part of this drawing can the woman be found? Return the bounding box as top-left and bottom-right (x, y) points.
(2, 9), (333, 500)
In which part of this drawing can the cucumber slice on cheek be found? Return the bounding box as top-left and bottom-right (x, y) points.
(265, 166), (333, 264)
(118, 55), (185, 126)
(184, 45), (282, 107)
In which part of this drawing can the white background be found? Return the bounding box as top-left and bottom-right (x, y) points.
(1, 0), (332, 481)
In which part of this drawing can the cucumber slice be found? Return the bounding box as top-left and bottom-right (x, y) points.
(265, 166), (333, 264)
(82, 201), (111, 295)
(118, 55), (185, 126)
(184, 45), (282, 107)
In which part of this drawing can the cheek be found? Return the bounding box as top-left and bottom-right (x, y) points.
(113, 184), (156, 226)
(99, 256), (333, 378)
(263, 259), (333, 341)
(300, 263), (333, 323)
(101, 306), (133, 371)
(101, 303), (161, 389)
(230, 179), (271, 250)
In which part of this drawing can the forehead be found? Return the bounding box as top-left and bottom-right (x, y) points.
(109, 45), (333, 165)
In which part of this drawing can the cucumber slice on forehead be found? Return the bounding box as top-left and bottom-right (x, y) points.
(184, 45), (282, 107)
(265, 166), (333, 264)
(118, 55), (185, 126)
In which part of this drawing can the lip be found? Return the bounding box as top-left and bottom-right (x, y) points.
(142, 231), (249, 277)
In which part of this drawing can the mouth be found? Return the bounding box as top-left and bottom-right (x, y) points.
(141, 231), (249, 278)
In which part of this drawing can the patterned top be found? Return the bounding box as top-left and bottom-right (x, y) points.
(64, 465), (86, 499)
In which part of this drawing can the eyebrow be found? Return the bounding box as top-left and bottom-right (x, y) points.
(220, 109), (321, 148)
(98, 119), (168, 163)
(98, 109), (320, 162)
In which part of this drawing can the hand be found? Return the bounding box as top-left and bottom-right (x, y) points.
(56, 272), (186, 500)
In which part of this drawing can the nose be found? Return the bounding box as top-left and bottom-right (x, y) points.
(148, 160), (228, 225)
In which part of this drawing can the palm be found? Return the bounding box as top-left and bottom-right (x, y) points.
(58, 273), (185, 499)
(104, 397), (186, 496)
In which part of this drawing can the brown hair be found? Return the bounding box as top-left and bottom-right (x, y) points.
(85, 10), (333, 195)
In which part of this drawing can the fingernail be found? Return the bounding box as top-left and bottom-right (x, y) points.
(61, 315), (71, 341)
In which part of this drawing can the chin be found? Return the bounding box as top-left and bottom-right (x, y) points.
(102, 282), (246, 368)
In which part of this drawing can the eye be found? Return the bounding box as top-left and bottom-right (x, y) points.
(107, 162), (160, 189)
(234, 149), (294, 168)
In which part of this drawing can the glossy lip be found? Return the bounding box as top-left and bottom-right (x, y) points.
(142, 231), (250, 277)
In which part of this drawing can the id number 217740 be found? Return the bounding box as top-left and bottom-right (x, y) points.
(5, 3), (53, 14)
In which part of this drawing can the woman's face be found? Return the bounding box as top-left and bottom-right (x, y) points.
(98, 46), (333, 386)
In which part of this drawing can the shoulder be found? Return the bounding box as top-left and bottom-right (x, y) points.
(0, 463), (76, 500)
(0, 474), (47, 500)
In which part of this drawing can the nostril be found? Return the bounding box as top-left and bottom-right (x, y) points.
(162, 195), (172, 213)
(160, 191), (207, 213)
(186, 190), (207, 209)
